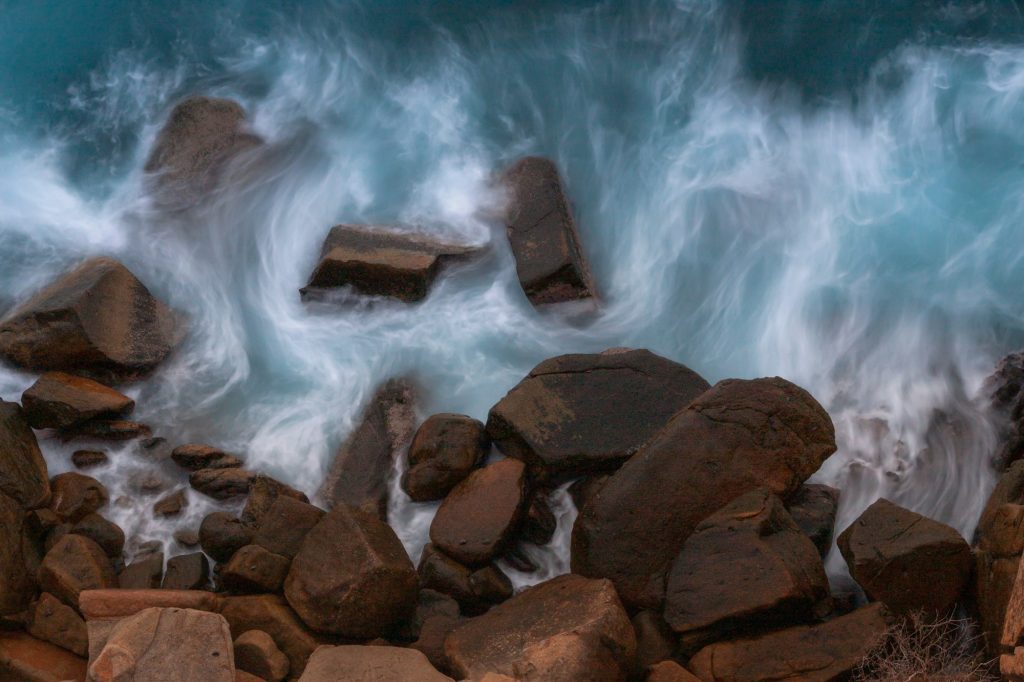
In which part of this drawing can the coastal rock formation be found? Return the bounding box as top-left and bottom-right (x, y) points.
(49, 472), (108, 523)
(21, 372), (134, 429)
(171, 443), (243, 471)
(486, 349), (709, 482)
(26, 592), (88, 656)
(233, 629), (289, 682)
(977, 460), (1024, 656)
(220, 594), (319, 677)
(298, 645), (453, 681)
(0, 400), (50, 508)
(199, 512), (253, 563)
(0, 631), (87, 681)
(785, 483), (840, 557)
(402, 413), (489, 502)
(0, 257), (182, 383)
(252, 496), (325, 559)
(39, 534), (117, 607)
(221, 545), (290, 593)
(417, 544), (513, 613)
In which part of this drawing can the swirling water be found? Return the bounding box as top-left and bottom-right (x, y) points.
(2, 0), (1024, 589)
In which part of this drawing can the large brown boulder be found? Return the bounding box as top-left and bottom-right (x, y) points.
(0, 492), (36, 615)
(402, 413), (489, 502)
(486, 349), (710, 482)
(977, 459), (1024, 656)
(145, 95), (262, 208)
(39, 534), (117, 607)
(284, 504), (418, 637)
(838, 498), (972, 616)
(199, 512), (253, 563)
(0, 401), (50, 508)
(429, 458), (529, 565)
(445, 574), (636, 681)
(0, 257), (182, 383)
(252, 496), (324, 559)
(688, 603), (891, 682)
(190, 467), (255, 500)
(572, 377), (836, 609)
(234, 629), (289, 682)
(21, 372), (134, 430)
(417, 543), (513, 613)
(69, 512), (124, 558)
(301, 225), (481, 302)
(161, 552), (210, 590)
(88, 607), (234, 682)
(220, 594), (320, 678)
(502, 156), (596, 306)
(0, 631), (87, 681)
(26, 591), (88, 656)
(318, 379), (416, 518)
(240, 474), (309, 528)
(298, 645), (453, 681)
(48, 472), (108, 522)
(221, 545), (290, 593)
(664, 489), (830, 646)
(171, 443), (242, 471)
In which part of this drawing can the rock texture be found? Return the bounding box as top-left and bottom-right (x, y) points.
(0, 492), (37, 615)
(234, 629), (289, 682)
(0, 400), (50, 508)
(502, 156), (596, 306)
(190, 468), (255, 500)
(49, 472), (108, 522)
(572, 377), (836, 609)
(487, 349), (710, 482)
(402, 413), (489, 502)
(445, 574), (636, 681)
(21, 372), (134, 430)
(418, 544), (513, 613)
(688, 603), (891, 682)
(222, 545), (290, 594)
(0, 631), (87, 681)
(284, 504), (418, 637)
(301, 225), (480, 302)
(977, 459), (1024, 656)
(838, 498), (972, 615)
(0, 257), (182, 383)
(318, 379), (416, 518)
(26, 591), (88, 656)
(298, 645), (453, 681)
(171, 443), (242, 471)
(786, 484), (840, 557)
(430, 458), (529, 565)
(252, 496), (324, 559)
(39, 534), (117, 607)
(220, 594), (320, 678)
(162, 552), (209, 591)
(200, 512), (253, 563)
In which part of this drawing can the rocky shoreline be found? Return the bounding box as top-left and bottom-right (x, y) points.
(0, 96), (1020, 681)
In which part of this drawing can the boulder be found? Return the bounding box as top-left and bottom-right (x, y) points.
(240, 475), (309, 528)
(502, 156), (595, 306)
(664, 489), (830, 644)
(838, 498), (972, 616)
(200, 512), (253, 563)
(174, 529), (199, 547)
(688, 603), (891, 682)
(49, 472), (108, 522)
(252, 496), (324, 559)
(402, 413), (489, 502)
(284, 504), (417, 637)
(977, 460), (1024, 656)
(79, 589), (222, 620)
(0, 631), (87, 682)
(21, 372), (134, 430)
(572, 377), (836, 609)
(234, 630), (290, 682)
(145, 95), (262, 208)
(171, 443), (242, 471)
(190, 467), (255, 500)
(417, 544), (514, 614)
(60, 419), (151, 441)
(298, 645), (453, 681)
(522, 493), (557, 545)
(70, 513), (124, 558)
(647, 661), (701, 682)
(0, 492), (37, 616)
(392, 589), (461, 642)
(71, 449), (108, 469)
(152, 488), (188, 517)
(0, 257), (182, 383)
(162, 552), (209, 590)
(39, 534), (117, 607)
(486, 349), (710, 482)
(429, 458), (529, 565)
(568, 473), (609, 511)
(632, 611), (677, 671)
(26, 592), (88, 656)
(318, 379), (416, 518)
(985, 350), (1024, 469)
(118, 551), (164, 590)
(445, 574), (635, 681)
(785, 483), (840, 557)
(411, 611), (463, 676)
(0, 401), (50, 508)
(88, 607), (234, 682)
(301, 224), (481, 302)
(220, 594), (320, 678)
(221, 545), (290, 593)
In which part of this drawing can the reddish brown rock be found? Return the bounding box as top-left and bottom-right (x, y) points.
(572, 377), (836, 609)
(0, 492), (37, 616)
(39, 534), (117, 607)
(838, 498), (972, 616)
(522, 493), (557, 545)
(402, 413), (489, 502)
(71, 449), (108, 469)
(152, 488), (188, 518)
(118, 551), (164, 590)
(568, 473), (609, 511)
(190, 467), (255, 500)
(21, 372), (134, 430)
(200, 512), (253, 563)
(502, 156), (595, 307)
(688, 603), (891, 682)
(0, 631), (87, 681)
(977, 459), (1024, 656)
(430, 458), (529, 566)
(171, 443), (243, 471)
(411, 611), (463, 676)
(301, 225), (481, 303)
(487, 349), (710, 482)
(79, 588), (222, 620)
(0, 400), (50, 508)
(222, 545), (290, 594)
(162, 552), (209, 590)
(26, 592), (88, 656)
(785, 483), (840, 557)
(445, 574), (636, 681)
(69, 513), (124, 558)
(240, 475), (309, 528)
(417, 544), (513, 614)
(49, 472), (108, 522)
(234, 630), (289, 682)
(60, 419), (151, 442)
(299, 645), (453, 681)
(318, 379), (416, 518)
(633, 610), (677, 670)
(252, 496), (324, 559)
(664, 490), (830, 643)
(647, 661), (701, 682)
(0, 257), (182, 383)
(220, 594), (320, 678)
(284, 504), (417, 637)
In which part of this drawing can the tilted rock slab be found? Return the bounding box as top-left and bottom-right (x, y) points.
(21, 372), (134, 430)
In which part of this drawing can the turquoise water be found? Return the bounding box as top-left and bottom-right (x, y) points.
(2, 0), (1023, 583)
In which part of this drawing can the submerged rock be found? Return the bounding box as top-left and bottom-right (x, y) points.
(301, 224), (481, 302)
(21, 372), (134, 430)
(402, 413), (489, 502)
(572, 377), (836, 609)
(0, 257), (182, 383)
(487, 349), (710, 482)
(502, 156), (596, 306)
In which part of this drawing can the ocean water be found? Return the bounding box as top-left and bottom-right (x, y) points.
(2, 0), (1024, 589)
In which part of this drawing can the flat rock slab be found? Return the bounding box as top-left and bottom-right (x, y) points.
(0, 400), (50, 508)
(502, 156), (596, 306)
(0, 631), (87, 682)
(0, 257), (182, 384)
(487, 349), (710, 482)
(444, 573), (636, 682)
(298, 645), (453, 681)
(302, 225), (481, 302)
(80, 589), (223, 620)
(838, 498), (972, 616)
(572, 377), (836, 610)
(22, 372), (134, 430)
(688, 603), (891, 682)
